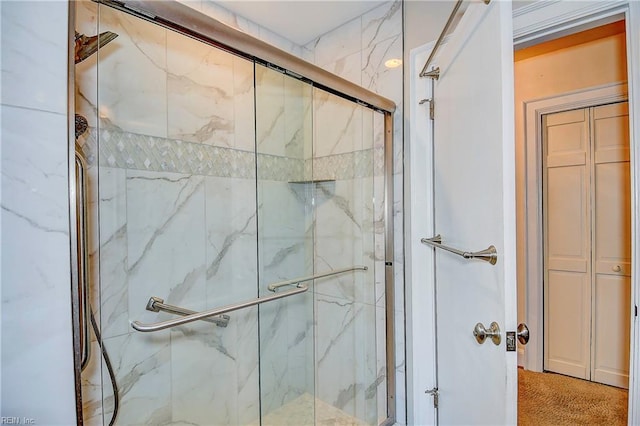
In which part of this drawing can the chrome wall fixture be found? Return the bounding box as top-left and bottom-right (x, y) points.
(267, 266), (368, 292)
(421, 235), (498, 265)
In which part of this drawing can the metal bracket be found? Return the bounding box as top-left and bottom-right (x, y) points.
(425, 387), (439, 408)
(419, 98), (435, 120)
(423, 67), (440, 80)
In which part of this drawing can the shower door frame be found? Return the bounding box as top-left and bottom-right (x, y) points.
(68, 1), (398, 424)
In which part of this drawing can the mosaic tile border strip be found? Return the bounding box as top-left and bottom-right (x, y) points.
(79, 128), (382, 181)
(296, 146), (384, 180)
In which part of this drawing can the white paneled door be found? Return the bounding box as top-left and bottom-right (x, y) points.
(428, 1), (517, 424)
(543, 102), (631, 388)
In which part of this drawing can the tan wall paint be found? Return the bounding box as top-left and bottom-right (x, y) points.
(515, 22), (627, 328)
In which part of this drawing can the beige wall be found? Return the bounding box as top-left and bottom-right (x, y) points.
(515, 22), (627, 326)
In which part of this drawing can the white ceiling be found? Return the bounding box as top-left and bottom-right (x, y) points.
(216, 1), (386, 46)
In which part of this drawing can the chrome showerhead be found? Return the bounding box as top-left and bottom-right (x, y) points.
(75, 30), (118, 64)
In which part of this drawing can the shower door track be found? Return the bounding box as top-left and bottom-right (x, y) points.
(71, 1), (397, 424)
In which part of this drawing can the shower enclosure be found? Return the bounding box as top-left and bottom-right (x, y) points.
(73, 1), (394, 424)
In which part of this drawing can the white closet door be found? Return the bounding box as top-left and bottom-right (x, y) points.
(591, 102), (631, 389)
(543, 108), (591, 379)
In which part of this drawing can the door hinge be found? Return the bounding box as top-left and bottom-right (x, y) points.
(635, 305), (638, 317)
(425, 387), (439, 408)
(419, 98), (435, 120)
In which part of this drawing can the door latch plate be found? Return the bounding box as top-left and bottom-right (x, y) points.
(506, 331), (516, 352)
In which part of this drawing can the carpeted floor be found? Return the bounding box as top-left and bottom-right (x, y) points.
(518, 369), (628, 425)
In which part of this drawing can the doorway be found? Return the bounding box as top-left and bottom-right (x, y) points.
(516, 18), (630, 425)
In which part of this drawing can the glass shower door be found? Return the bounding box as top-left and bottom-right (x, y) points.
(310, 89), (385, 425)
(79, 2), (263, 424)
(77, 2), (390, 424)
(255, 64), (316, 424)
(254, 64), (387, 424)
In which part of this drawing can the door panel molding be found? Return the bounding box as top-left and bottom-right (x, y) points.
(524, 82), (627, 377)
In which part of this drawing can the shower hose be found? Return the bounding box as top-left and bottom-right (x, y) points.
(89, 307), (120, 426)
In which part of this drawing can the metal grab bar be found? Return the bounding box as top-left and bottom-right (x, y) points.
(145, 296), (230, 328)
(131, 284), (308, 333)
(419, 0), (463, 78)
(267, 265), (368, 292)
(75, 151), (91, 371)
(421, 234), (497, 265)
(419, 0), (491, 78)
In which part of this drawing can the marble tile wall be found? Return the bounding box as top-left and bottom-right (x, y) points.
(1, 1), (77, 424)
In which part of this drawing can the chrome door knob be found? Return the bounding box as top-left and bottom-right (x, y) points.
(473, 322), (501, 345)
(517, 323), (529, 345)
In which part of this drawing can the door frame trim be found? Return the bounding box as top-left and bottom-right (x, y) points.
(523, 82), (628, 373)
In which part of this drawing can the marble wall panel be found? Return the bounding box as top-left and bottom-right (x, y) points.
(284, 77), (312, 161)
(362, 35), (403, 102)
(126, 170), (206, 326)
(170, 319), (239, 424)
(320, 50), (363, 87)
(0, 1), (68, 113)
(103, 332), (172, 424)
(307, 17), (362, 67)
(81, 340), (105, 426)
(97, 167), (129, 339)
(361, 1), (402, 51)
(313, 179), (375, 305)
(259, 298), (305, 415)
(204, 176), (258, 306)
(234, 57), (257, 153)
(315, 294), (379, 425)
(256, 65), (286, 157)
(313, 90), (364, 157)
(81, 4), (168, 138)
(235, 307), (261, 425)
(167, 30), (236, 147)
(1, 105), (76, 423)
